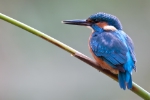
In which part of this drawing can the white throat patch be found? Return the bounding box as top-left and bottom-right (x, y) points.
(103, 26), (117, 31)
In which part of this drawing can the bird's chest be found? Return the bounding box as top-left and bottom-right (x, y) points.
(88, 33), (119, 74)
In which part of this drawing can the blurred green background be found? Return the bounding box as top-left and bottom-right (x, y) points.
(0, 0), (150, 100)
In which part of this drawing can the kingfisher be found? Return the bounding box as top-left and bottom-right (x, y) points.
(62, 12), (136, 90)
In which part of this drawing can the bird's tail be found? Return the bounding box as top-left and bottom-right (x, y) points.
(118, 71), (132, 90)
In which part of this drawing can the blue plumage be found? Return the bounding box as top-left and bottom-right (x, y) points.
(63, 12), (136, 90)
(90, 30), (127, 66)
(89, 12), (136, 90)
(90, 28), (136, 89)
(89, 12), (123, 30)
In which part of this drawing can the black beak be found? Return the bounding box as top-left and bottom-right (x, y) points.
(62, 19), (91, 26)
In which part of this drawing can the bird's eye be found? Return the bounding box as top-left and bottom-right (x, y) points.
(86, 19), (91, 22)
(86, 18), (100, 23)
(86, 18), (94, 23)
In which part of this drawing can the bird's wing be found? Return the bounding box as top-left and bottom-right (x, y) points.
(124, 33), (136, 71)
(90, 31), (128, 68)
(125, 34), (136, 62)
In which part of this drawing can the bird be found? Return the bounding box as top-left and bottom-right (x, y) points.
(62, 12), (136, 90)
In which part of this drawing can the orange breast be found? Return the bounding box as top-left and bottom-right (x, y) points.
(88, 33), (119, 74)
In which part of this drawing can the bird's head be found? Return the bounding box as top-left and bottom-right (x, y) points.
(62, 12), (123, 31)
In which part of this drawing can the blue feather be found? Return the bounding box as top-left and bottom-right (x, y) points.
(90, 30), (128, 65)
(89, 12), (123, 30)
(118, 72), (126, 90)
(90, 25), (136, 89)
(63, 12), (136, 90)
(119, 71), (132, 90)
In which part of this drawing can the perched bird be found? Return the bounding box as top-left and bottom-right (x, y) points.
(62, 12), (136, 90)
